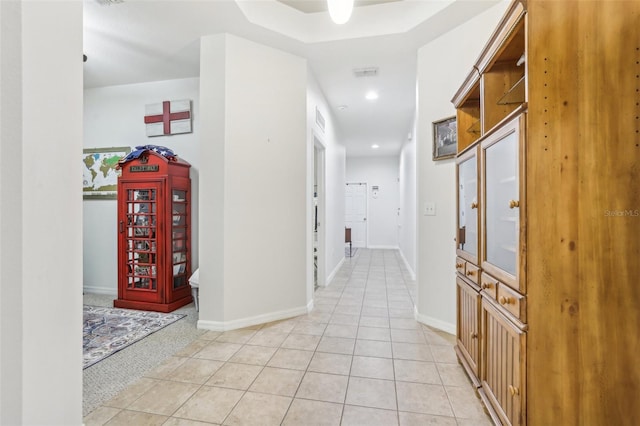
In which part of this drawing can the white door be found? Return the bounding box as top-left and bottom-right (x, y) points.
(313, 140), (326, 288)
(345, 183), (367, 248)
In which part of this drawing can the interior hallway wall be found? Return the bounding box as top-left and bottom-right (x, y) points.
(199, 34), (308, 329)
(83, 78), (200, 295)
(307, 70), (347, 286)
(416, 1), (510, 333)
(398, 115), (417, 279)
(0, 1), (83, 423)
(346, 156), (400, 249)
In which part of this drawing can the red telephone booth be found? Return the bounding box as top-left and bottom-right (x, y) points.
(114, 148), (192, 312)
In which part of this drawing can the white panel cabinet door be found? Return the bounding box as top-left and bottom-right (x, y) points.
(345, 183), (367, 248)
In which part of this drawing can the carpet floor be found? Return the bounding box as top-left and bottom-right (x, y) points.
(83, 294), (205, 416)
(83, 305), (186, 369)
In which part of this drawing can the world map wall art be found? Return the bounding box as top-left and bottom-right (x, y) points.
(83, 147), (131, 199)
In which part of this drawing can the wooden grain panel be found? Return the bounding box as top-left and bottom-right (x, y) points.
(475, 1), (526, 74)
(497, 282), (526, 323)
(574, 1), (640, 424)
(457, 105), (481, 152)
(481, 271), (498, 300)
(527, 0), (640, 424)
(455, 257), (466, 275)
(482, 298), (525, 426)
(464, 263), (480, 285)
(482, 63), (525, 133)
(526, 1), (581, 423)
(457, 278), (481, 379)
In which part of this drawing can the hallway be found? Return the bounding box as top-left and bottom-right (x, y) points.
(84, 249), (490, 425)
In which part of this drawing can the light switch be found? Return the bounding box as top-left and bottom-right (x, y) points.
(424, 202), (436, 216)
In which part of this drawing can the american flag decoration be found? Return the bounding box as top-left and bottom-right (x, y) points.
(118, 145), (176, 166)
(144, 100), (192, 137)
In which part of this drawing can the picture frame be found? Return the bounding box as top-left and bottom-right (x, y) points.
(83, 146), (131, 199)
(432, 116), (457, 161)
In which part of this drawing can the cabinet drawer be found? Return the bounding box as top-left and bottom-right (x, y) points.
(455, 257), (466, 275)
(464, 263), (480, 284)
(480, 272), (498, 300)
(497, 282), (526, 323)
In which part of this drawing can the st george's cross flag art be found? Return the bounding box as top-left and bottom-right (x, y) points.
(144, 100), (192, 137)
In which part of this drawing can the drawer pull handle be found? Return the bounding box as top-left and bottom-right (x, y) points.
(466, 270), (475, 276)
(470, 201), (478, 209)
(482, 283), (493, 289)
(509, 385), (520, 396)
(470, 332), (478, 339)
(456, 263), (463, 269)
(499, 296), (511, 305)
(509, 200), (520, 209)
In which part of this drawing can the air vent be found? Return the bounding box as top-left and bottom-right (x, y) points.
(353, 67), (379, 78)
(95, 0), (124, 5)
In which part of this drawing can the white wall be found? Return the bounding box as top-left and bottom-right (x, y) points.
(346, 156), (400, 249)
(0, 1), (22, 421)
(307, 70), (346, 286)
(83, 78), (200, 295)
(416, 1), (510, 333)
(0, 1), (83, 423)
(198, 35), (226, 322)
(398, 115), (417, 278)
(199, 34), (308, 328)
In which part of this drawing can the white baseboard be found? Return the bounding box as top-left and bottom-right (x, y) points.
(398, 249), (416, 280)
(197, 302), (313, 332)
(326, 257), (345, 285)
(83, 285), (117, 296)
(414, 306), (456, 335)
(367, 245), (399, 250)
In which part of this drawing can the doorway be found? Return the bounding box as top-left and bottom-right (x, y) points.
(313, 138), (326, 290)
(345, 182), (367, 248)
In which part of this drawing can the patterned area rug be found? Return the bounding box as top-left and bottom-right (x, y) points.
(83, 305), (185, 369)
(345, 247), (359, 257)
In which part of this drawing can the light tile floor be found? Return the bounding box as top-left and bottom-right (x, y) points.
(84, 249), (491, 426)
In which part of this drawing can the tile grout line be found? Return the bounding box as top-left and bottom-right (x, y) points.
(88, 249), (484, 425)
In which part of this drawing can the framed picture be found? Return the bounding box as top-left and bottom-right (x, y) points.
(432, 116), (457, 161)
(83, 147), (131, 199)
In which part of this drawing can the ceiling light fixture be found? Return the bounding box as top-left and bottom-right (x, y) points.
(365, 91), (379, 101)
(372, 144), (380, 149)
(327, 0), (354, 25)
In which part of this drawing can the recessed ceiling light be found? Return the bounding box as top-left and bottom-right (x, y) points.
(365, 91), (379, 101)
(372, 144), (380, 149)
(337, 105), (348, 110)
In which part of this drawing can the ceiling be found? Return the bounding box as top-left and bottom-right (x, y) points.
(83, 0), (499, 157)
(276, 0), (401, 14)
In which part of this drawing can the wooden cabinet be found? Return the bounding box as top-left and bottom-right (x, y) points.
(452, 1), (640, 424)
(455, 277), (481, 387)
(480, 115), (525, 292)
(114, 150), (193, 313)
(456, 146), (480, 265)
(480, 298), (526, 426)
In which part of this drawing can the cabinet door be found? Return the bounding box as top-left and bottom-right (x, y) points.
(481, 298), (526, 426)
(481, 114), (525, 291)
(456, 277), (481, 384)
(456, 146), (480, 264)
(118, 182), (162, 303)
(169, 185), (191, 301)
